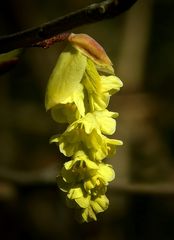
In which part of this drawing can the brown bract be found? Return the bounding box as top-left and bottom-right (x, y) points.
(68, 33), (112, 66)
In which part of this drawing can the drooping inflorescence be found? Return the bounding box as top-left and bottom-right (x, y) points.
(45, 33), (123, 222)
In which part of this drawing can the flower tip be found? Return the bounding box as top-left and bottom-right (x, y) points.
(118, 140), (123, 146)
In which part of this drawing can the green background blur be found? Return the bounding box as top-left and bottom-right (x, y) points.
(0, 0), (174, 239)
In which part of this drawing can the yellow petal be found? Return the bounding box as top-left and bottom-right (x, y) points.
(94, 110), (118, 135)
(85, 58), (102, 93)
(45, 45), (87, 110)
(51, 103), (78, 123)
(101, 75), (123, 94)
(50, 83), (85, 123)
(91, 195), (109, 213)
(75, 195), (91, 208)
(81, 206), (97, 222)
(80, 113), (98, 134)
(67, 186), (83, 199)
(98, 163), (115, 182)
(84, 179), (95, 191)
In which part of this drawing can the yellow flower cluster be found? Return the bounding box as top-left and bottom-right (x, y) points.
(45, 33), (123, 222)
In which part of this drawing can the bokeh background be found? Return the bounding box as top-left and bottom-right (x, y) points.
(0, 0), (174, 239)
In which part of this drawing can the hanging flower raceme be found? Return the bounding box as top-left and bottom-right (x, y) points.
(45, 33), (123, 222)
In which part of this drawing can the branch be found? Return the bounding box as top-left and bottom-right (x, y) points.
(0, 165), (57, 186)
(0, 167), (174, 195)
(110, 183), (174, 195)
(0, 0), (137, 54)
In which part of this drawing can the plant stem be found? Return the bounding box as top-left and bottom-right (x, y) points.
(0, 0), (137, 54)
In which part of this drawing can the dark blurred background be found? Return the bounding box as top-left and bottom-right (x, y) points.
(0, 0), (174, 239)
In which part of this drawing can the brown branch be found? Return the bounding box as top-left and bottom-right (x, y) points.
(0, 165), (57, 186)
(110, 183), (174, 195)
(0, 0), (138, 54)
(0, 167), (174, 195)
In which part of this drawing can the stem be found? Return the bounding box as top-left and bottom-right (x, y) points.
(0, 0), (138, 53)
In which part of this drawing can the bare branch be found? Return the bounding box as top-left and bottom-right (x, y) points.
(110, 183), (174, 195)
(0, 0), (137, 54)
(0, 165), (57, 186)
(0, 167), (174, 195)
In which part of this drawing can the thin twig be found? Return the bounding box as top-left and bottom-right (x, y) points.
(0, 165), (57, 186)
(110, 183), (174, 195)
(0, 167), (174, 195)
(0, 0), (137, 54)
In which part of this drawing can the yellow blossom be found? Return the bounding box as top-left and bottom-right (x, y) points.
(45, 42), (122, 123)
(57, 152), (115, 222)
(50, 112), (122, 161)
(45, 33), (123, 222)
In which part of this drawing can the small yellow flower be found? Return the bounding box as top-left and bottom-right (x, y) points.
(82, 58), (122, 112)
(50, 112), (122, 161)
(81, 195), (109, 222)
(57, 151), (115, 222)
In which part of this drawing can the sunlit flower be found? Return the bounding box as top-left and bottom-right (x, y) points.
(82, 58), (123, 112)
(50, 112), (122, 162)
(45, 35), (122, 123)
(57, 150), (115, 222)
(45, 33), (123, 222)
(81, 195), (109, 222)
